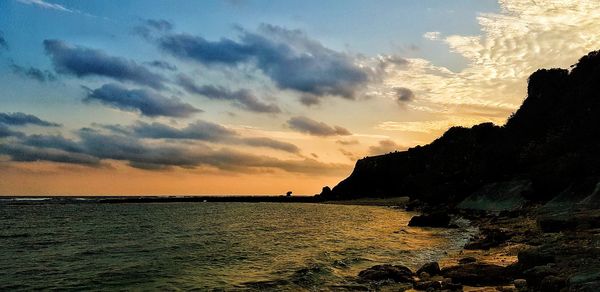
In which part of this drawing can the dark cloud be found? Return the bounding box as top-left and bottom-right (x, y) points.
(395, 87), (414, 103)
(104, 120), (299, 153)
(10, 64), (56, 83)
(178, 74), (281, 113)
(368, 139), (402, 155)
(44, 39), (166, 89)
(287, 116), (352, 136)
(0, 112), (60, 127)
(22, 134), (84, 153)
(0, 125), (24, 138)
(299, 94), (321, 106)
(2, 127), (343, 173)
(146, 60), (177, 71)
(85, 83), (201, 118)
(130, 121), (236, 140)
(0, 31), (8, 50)
(0, 143), (101, 166)
(77, 129), (203, 169)
(159, 24), (370, 98)
(240, 137), (300, 153)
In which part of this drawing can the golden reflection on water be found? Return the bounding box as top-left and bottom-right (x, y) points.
(0, 202), (475, 290)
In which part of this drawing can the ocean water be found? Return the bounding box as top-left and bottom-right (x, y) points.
(0, 200), (473, 290)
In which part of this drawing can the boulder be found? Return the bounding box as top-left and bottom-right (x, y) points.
(540, 275), (567, 292)
(416, 261), (440, 276)
(523, 264), (559, 288)
(517, 248), (555, 270)
(357, 264), (414, 283)
(408, 212), (452, 228)
(414, 280), (441, 290)
(464, 228), (513, 250)
(440, 263), (513, 286)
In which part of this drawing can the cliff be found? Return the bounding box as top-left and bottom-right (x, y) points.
(321, 50), (600, 208)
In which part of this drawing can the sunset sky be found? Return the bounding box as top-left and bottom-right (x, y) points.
(1, 0), (600, 195)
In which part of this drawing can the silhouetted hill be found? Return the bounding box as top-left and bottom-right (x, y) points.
(321, 50), (600, 208)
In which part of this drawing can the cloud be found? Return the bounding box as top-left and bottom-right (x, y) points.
(336, 139), (359, 145)
(177, 74), (281, 113)
(134, 19), (174, 40)
(0, 143), (101, 166)
(17, 0), (73, 13)
(299, 94), (321, 106)
(43, 40), (167, 89)
(146, 60), (177, 71)
(287, 116), (352, 136)
(144, 19), (173, 32)
(394, 87), (415, 103)
(0, 112), (60, 127)
(0, 125), (25, 138)
(159, 24), (370, 99)
(240, 137), (300, 153)
(10, 64), (56, 82)
(423, 31), (441, 41)
(130, 120), (236, 140)
(85, 83), (201, 118)
(368, 140), (402, 155)
(104, 120), (300, 153)
(380, 0), (600, 131)
(0, 31), (7, 50)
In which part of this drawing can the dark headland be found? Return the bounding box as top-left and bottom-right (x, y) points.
(314, 50), (600, 291)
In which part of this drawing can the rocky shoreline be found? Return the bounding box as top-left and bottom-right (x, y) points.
(353, 204), (600, 291)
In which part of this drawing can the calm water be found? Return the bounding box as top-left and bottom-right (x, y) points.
(0, 200), (473, 291)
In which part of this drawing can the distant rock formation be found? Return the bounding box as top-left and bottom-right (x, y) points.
(321, 50), (600, 208)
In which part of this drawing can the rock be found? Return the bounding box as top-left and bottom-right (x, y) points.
(513, 278), (527, 290)
(357, 264), (414, 283)
(537, 216), (577, 233)
(418, 271), (430, 280)
(408, 212), (452, 228)
(440, 281), (463, 291)
(416, 261), (440, 276)
(440, 263), (513, 286)
(414, 280), (441, 290)
(464, 228), (513, 250)
(458, 257), (477, 264)
(457, 180), (531, 212)
(523, 264), (558, 288)
(517, 248), (555, 269)
(539, 275), (567, 292)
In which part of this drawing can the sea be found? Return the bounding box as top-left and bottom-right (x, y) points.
(0, 198), (475, 291)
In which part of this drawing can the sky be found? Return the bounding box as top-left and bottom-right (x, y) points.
(1, 0), (600, 195)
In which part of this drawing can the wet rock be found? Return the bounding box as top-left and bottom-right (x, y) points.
(440, 263), (513, 286)
(408, 212), (452, 228)
(458, 257), (477, 264)
(539, 275), (567, 292)
(513, 278), (527, 290)
(464, 228), (513, 250)
(414, 280), (442, 290)
(440, 281), (463, 291)
(537, 216), (577, 233)
(517, 247), (555, 269)
(523, 264), (558, 288)
(357, 264), (414, 283)
(416, 261), (440, 276)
